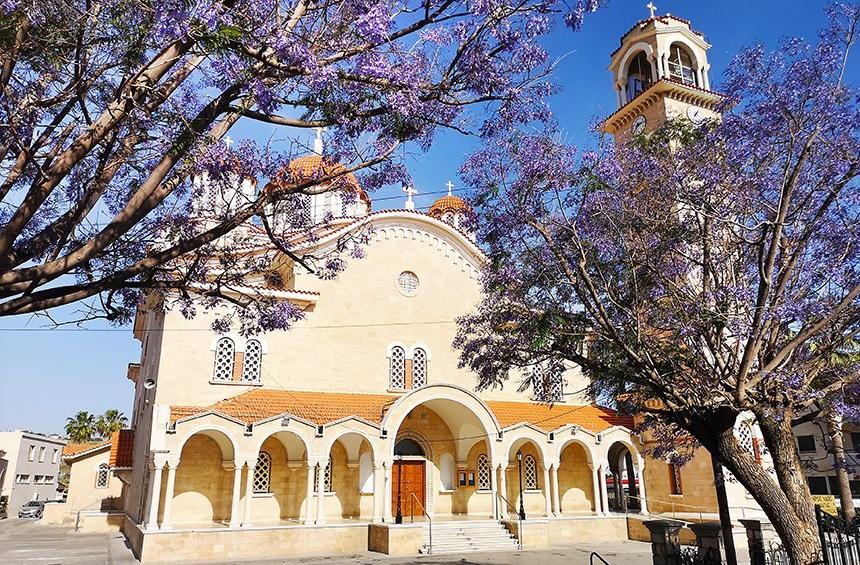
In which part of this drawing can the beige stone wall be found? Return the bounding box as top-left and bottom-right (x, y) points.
(502, 441), (547, 516)
(167, 435), (233, 525)
(557, 442), (594, 513)
(643, 449), (717, 515)
(66, 448), (124, 512)
(368, 523), (425, 556)
(547, 516), (629, 544)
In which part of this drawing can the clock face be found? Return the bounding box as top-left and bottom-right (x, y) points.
(687, 106), (705, 124)
(632, 115), (647, 135)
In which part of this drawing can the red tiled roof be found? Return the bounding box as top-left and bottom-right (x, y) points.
(170, 389), (633, 434)
(109, 429), (134, 468)
(62, 441), (110, 460)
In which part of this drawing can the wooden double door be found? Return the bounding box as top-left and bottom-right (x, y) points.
(392, 460), (426, 518)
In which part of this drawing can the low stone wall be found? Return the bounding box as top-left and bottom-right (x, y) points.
(502, 518), (549, 548)
(368, 523), (425, 555)
(40, 504), (124, 532)
(133, 522), (369, 563)
(628, 515), (697, 545)
(547, 516), (629, 544)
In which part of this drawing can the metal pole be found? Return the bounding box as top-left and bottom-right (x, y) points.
(517, 451), (526, 521)
(395, 458), (403, 524)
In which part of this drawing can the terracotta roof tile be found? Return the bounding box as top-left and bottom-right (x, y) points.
(429, 195), (471, 217)
(109, 429), (135, 468)
(171, 389), (633, 434)
(62, 441), (110, 460)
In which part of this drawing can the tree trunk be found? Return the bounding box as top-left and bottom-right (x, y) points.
(826, 411), (856, 521)
(703, 413), (822, 565)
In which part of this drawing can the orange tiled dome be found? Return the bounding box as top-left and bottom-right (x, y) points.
(265, 155), (371, 209)
(429, 194), (470, 217)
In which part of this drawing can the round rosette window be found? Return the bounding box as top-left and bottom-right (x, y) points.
(397, 271), (419, 296)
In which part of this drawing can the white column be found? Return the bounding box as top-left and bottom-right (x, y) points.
(228, 463), (243, 528)
(702, 65), (711, 90)
(542, 465), (552, 517)
(371, 462), (384, 522)
(696, 67), (704, 88)
(615, 85), (624, 108)
(383, 463), (393, 522)
(160, 462), (178, 529)
(599, 465), (610, 515)
(550, 465), (561, 517)
(145, 462), (164, 530)
(242, 462), (254, 527)
(490, 465), (499, 519)
(589, 463), (602, 514)
(304, 463), (315, 525)
(315, 460), (326, 524)
(636, 456), (649, 515)
(498, 465), (508, 518)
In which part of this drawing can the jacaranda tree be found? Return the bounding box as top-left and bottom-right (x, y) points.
(0, 0), (599, 331)
(456, 6), (860, 562)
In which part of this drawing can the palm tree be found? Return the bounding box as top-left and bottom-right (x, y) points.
(95, 409), (127, 439)
(64, 411), (96, 443)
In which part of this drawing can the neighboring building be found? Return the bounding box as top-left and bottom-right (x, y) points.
(794, 419), (860, 508)
(0, 431), (66, 512)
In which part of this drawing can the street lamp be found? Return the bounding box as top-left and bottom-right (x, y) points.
(395, 455), (403, 524)
(516, 450), (526, 521)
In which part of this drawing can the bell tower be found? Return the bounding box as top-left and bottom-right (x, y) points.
(601, 6), (724, 142)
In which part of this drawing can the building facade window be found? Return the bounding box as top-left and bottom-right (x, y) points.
(523, 455), (538, 490)
(626, 50), (653, 101)
(38, 446), (45, 463)
(389, 346), (406, 389)
(28, 445), (35, 461)
(476, 454), (491, 491)
(531, 365), (563, 402)
(412, 348), (427, 388)
(669, 463), (683, 495)
(15, 474), (30, 484)
(213, 337), (235, 381)
(797, 435), (817, 453)
(253, 451), (272, 494)
(397, 271), (419, 296)
(95, 464), (109, 489)
(314, 458), (333, 493)
(242, 339), (263, 383)
(34, 475), (44, 484)
(51, 449), (58, 464)
(667, 43), (697, 86)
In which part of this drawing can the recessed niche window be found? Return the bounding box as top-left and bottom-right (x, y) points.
(397, 271), (419, 296)
(253, 451), (272, 493)
(477, 454), (491, 491)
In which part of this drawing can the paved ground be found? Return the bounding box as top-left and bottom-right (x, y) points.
(0, 517), (655, 565)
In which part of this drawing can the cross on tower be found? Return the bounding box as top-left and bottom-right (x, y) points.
(402, 185), (417, 210)
(445, 180), (454, 195)
(223, 135), (234, 148)
(646, 2), (657, 18)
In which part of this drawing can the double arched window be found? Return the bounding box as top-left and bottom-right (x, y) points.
(523, 455), (538, 490)
(213, 337), (235, 381)
(412, 348), (427, 388)
(211, 336), (265, 384)
(389, 346), (406, 389)
(95, 463), (110, 489)
(242, 339), (263, 383)
(388, 344), (430, 390)
(531, 364), (564, 402)
(476, 454), (492, 491)
(253, 451), (272, 493)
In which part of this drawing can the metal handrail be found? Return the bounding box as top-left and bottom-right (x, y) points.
(409, 492), (432, 554)
(626, 494), (764, 522)
(496, 491), (523, 550)
(591, 552), (611, 565)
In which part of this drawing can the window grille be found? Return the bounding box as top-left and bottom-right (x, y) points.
(213, 337), (235, 381)
(95, 464), (109, 489)
(523, 455), (538, 489)
(397, 271), (419, 296)
(412, 348), (427, 388)
(242, 339), (263, 383)
(253, 451), (272, 493)
(389, 346), (406, 389)
(669, 463), (683, 495)
(531, 365), (563, 402)
(477, 454), (491, 491)
(314, 458), (333, 493)
(736, 420), (761, 461)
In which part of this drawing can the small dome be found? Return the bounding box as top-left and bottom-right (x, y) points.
(265, 155), (371, 212)
(429, 194), (471, 217)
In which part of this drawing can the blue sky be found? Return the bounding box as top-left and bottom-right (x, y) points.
(0, 0), (849, 435)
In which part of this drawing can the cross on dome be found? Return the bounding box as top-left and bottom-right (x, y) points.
(223, 135), (234, 148)
(445, 180), (454, 195)
(402, 185), (417, 210)
(646, 1), (657, 18)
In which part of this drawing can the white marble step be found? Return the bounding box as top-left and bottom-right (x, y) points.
(420, 521), (520, 555)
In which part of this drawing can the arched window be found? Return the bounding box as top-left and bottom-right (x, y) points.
(523, 455), (538, 490)
(242, 339), (262, 383)
(440, 454), (455, 490)
(95, 463), (109, 489)
(412, 348), (427, 388)
(736, 420), (762, 463)
(531, 364), (563, 402)
(252, 451), (272, 493)
(389, 346), (406, 389)
(476, 454), (491, 491)
(213, 337), (235, 381)
(626, 51), (652, 102)
(394, 438), (425, 457)
(359, 452), (374, 493)
(668, 44), (697, 86)
(314, 458), (333, 493)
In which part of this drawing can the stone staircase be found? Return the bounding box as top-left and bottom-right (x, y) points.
(420, 520), (520, 554)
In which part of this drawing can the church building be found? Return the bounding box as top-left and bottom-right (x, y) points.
(58, 9), (774, 562)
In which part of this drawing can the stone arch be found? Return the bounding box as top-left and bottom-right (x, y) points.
(503, 427), (551, 466)
(557, 439), (597, 514)
(170, 429), (238, 525)
(616, 42), (656, 84)
(176, 426), (238, 462)
(252, 429), (309, 463)
(394, 430), (433, 461)
(604, 438), (643, 514)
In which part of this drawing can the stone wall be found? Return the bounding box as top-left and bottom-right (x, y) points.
(557, 442), (594, 513)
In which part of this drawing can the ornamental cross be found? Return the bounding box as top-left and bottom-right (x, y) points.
(445, 180), (454, 195)
(223, 135), (234, 148)
(403, 185), (417, 210)
(313, 127), (324, 155)
(646, 2), (657, 18)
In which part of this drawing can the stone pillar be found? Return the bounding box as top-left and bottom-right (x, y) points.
(490, 464), (499, 519)
(702, 65), (711, 90)
(383, 463), (393, 522)
(740, 519), (776, 565)
(228, 463), (243, 528)
(589, 463), (602, 514)
(689, 521), (723, 561)
(160, 462), (178, 529)
(315, 459), (326, 525)
(304, 463), (315, 525)
(637, 456), (649, 515)
(597, 464), (610, 514)
(644, 519), (684, 565)
(696, 67), (704, 89)
(242, 462), (255, 527)
(550, 465), (561, 516)
(542, 465), (552, 517)
(498, 465), (508, 517)
(371, 462), (384, 522)
(145, 461), (164, 530)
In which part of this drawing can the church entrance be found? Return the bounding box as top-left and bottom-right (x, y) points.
(392, 438), (427, 519)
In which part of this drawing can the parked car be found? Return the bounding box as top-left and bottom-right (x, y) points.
(18, 501), (44, 519)
(0, 505), (6, 519)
